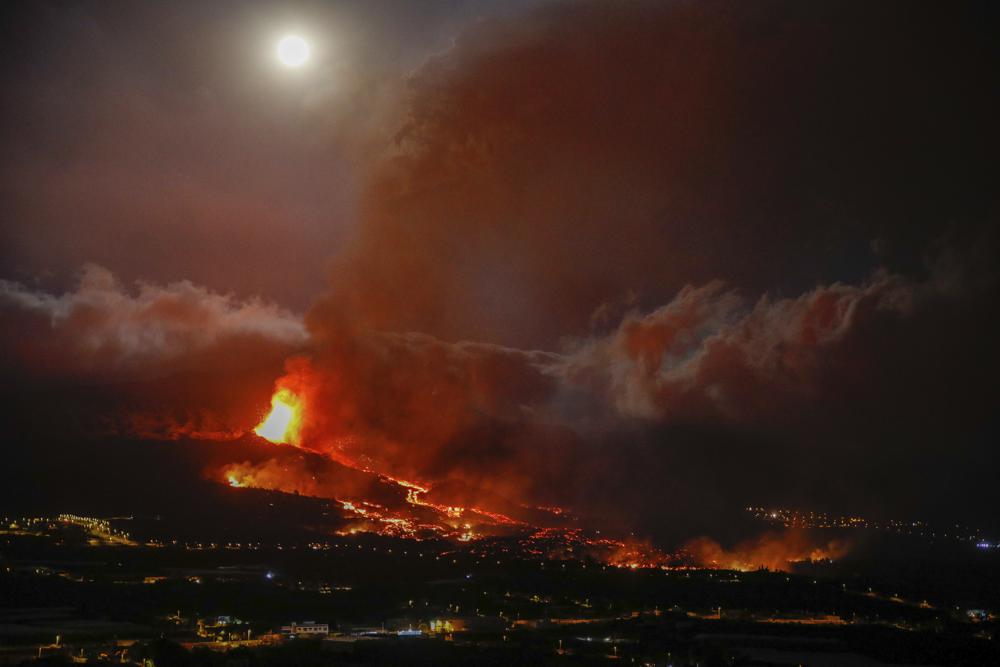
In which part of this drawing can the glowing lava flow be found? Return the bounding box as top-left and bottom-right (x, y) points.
(231, 386), (828, 570)
(253, 388), (303, 445)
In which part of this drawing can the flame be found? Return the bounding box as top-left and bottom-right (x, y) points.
(253, 388), (303, 445)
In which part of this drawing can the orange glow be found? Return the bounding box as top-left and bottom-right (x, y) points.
(684, 530), (849, 572)
(253, 388), (303, 445)
(226, 380), (854, 570)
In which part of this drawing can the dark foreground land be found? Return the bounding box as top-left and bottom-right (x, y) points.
(2, 513), (998, 666)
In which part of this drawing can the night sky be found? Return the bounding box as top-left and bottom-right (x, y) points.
(1, 1), (997, 542)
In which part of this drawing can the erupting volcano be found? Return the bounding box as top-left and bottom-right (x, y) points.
(253, 388), (303, 445)
(222, 377), (848, 573)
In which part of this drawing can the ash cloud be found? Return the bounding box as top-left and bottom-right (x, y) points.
(286, 0), (999, 534)
(326, 0), (997, 349)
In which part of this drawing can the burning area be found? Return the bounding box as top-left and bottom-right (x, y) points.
(684, 530), (851, 572)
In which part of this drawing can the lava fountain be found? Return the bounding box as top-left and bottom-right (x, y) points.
(253, 388), (303, 445)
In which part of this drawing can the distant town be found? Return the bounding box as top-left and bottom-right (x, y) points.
(746, 507), (996, 545)
(2, 511), (997, 665)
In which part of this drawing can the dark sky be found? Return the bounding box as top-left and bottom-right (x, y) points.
(1, 0), (998, 538)
(0, 0), (536, 308)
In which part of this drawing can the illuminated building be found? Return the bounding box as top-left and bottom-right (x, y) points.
(280, 621), (329, 638)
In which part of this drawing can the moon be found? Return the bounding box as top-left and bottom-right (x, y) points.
(276, 35), (310, 68)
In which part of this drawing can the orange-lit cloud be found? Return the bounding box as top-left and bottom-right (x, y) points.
(0, 265), (307, 441)
(0, 264), (307, 376)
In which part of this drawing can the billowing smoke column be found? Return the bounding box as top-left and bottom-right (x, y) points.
(253, 335), (562, 500)
(222, 0), (997, 541)
(325, 0), (996, 352)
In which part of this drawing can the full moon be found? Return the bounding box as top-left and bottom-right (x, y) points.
(276, 35), (309, 67)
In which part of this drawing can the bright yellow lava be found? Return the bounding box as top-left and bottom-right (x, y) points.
(253, 388), (302, 445)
